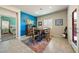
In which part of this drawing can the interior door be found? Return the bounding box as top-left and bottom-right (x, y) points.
(1, 20), (9, 34)
(72, 9), (77, 45)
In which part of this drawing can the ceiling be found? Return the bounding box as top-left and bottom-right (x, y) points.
(9, 5), (68, 17)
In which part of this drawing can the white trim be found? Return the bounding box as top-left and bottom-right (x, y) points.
(72, 42), (78, 53)
(17, 10), (21, 39)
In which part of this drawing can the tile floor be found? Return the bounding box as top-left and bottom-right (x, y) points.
(1, 34), (16, 41)
(0, 37), (75, 53)
(43, 37), (75, 53)
(0, 39), (34, 53)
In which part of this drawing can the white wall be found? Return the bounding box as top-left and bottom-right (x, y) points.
(0, 7), (17, 18)
(67, 5), (78, 52)
(37, 10), (67, 37)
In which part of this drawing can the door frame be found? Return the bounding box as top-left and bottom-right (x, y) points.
(0, 15), (17, 41)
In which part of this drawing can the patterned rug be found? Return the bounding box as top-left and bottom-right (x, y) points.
(22, 38), (50, 53)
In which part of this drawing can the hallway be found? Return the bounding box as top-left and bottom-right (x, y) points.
(0, 37), (74, 53)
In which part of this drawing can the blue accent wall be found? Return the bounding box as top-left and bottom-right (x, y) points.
(20, 11), (37, 36)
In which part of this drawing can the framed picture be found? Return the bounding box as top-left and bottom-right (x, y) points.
(38, 22), (42, 26)
(55, 19), (63, 26)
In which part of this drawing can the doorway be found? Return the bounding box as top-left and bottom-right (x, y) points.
(72, 9), (77, 45)
(0, 16), (16, 41)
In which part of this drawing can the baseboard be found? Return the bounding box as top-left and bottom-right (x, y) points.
(20, 35), (26, 40)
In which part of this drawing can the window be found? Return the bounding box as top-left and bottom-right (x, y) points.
(72, 9), (77, 45)
(43, 19), (52, 29)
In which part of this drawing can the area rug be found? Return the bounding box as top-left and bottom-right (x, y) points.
(22, 38), (50, 53)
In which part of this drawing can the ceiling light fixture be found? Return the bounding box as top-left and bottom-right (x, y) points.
(35, 8), (43, 14)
